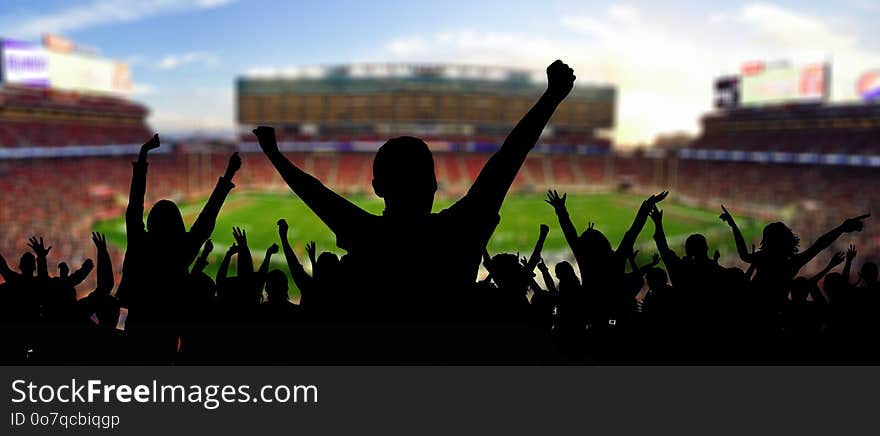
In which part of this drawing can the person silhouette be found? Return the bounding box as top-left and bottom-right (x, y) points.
(116, 134), (241, 363)
(253, 60), (576, 322)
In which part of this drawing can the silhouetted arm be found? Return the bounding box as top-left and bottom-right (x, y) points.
(842, 244), (856, 285)
(67, 259), (94, 287)
(536, 261), (557, 296)
(0, 251), (19, 282)
(91, 232), (114, 296)
(546, 190), (581, 260)
(277, 220), (314, 301)
(187, 153), (239, 262)
(217, 245), (236, 283)
(254, 126), (370, 238)
(719, 205), (756, 264)
(28, 237), (52, 280)
(463, 61), (575, 214)
(232, 227), (253, 278)
(618, 192), (668, 257)
(808, 252), (844, 284)
(650, 206), (682, 279)
(191, 240), (213, 275)
(126, 135), (158, 245)
(255, 244), (279, 295)
(797, 215), (869, 268)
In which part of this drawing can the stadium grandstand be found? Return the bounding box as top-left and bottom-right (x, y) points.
(3, 41), (880, 295)
(235, 64), (616, 194)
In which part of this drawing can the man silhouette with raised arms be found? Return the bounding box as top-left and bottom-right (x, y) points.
(254, 60), (575, 322)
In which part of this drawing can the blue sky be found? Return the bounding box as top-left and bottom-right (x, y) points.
(1, 0), (878, 144)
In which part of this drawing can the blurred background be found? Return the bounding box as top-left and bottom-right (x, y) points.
(0, 0), (878, 298)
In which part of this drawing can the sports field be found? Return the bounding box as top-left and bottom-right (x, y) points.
(94, 191), (764, 298)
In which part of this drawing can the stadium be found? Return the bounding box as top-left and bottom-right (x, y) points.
(1, 35), (878, 303)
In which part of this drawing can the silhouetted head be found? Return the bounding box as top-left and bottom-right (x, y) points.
(314, 252), (340, 283)
(19, 253), (35, 277)
(646, 268), (668, 290)
(823, 272), (847, 299)
(790, 277), (810, 303)
(190, 272), (216, 301)
(490, 254), (530, 293)
(58, 262), (69, 279)
(760, 222), (799, 256)
(265, 269), (289, 303)
(372, 137), (437, 216)
(555, 261), (579, 286)
(684, 234), (709, 259)
(577, 228), (612, 263)
(146, 200), (186, 242)
(861, 262), (878, 286)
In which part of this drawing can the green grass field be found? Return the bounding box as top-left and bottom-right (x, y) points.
(93, 191), (764, 298)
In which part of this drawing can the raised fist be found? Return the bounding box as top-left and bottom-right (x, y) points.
(546, 60), (576, 101)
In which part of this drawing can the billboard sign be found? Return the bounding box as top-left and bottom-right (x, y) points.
(46, 50), (131, 96)
(714, 76), (740, 109)
(857, 70), (880, 101)
(1, 39), (49, 87)
(741, 62), (828, 105)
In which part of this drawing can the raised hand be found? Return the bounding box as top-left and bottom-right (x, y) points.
(277, 218), (289, 236)
(203, 239), (214, 256)
(82, 258), (95, 271)
(227, 243), (239, 255)
(545, 189), (567, 212)
(846, 244), (857, 262)
(643, 191), (669, 209)
(27, 236), (52, 258)
(840, 214), (870, 233)
(546, 60), (576, 102)
(267, 243), (279, 256)
(91, 232), (107, 251)
(138, 134), (160, 162)
(713, 250), (721, 262)
(232, 227), (248, 247)
(305, 241), (317, 263)
(719, 205), (735, 226)
(253, 126), (279, 156)
(651, 253), (661, 266)
(224, 152), (242, 179)
(649, 205), (663, 224)
(537, 258), (549, 272)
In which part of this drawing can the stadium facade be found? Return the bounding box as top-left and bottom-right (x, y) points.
(236, 63), (615, 155)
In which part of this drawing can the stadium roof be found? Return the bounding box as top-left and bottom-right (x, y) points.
(238, 63), (615, 100)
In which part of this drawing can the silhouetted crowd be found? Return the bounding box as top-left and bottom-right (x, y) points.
(1, 61), (876, 364)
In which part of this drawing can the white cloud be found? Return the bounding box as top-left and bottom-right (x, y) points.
(3, 0), (236, 38)
(371, 2), (878, 146)
(156, 51), (220, 70)
(143, 86), (235, 136)
(131, 83), (156, 96)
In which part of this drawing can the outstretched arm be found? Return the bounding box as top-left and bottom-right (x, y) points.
(126, 135), (159, 245)
(808, 252), (845, 284)
(187, 153), (239, 263)
(254, 126), (370, 240)
(463, 61), (575, 215)
(618, 192), (668, 257)
(28, 237), (52, 280)
(277, 219), (315, 301)
(232, 227), (253, 278)
(797, 214), (869, 268)
(843, 244), (856, 285)
(91, 232), (114, 296)
(719, 205), (756, 264)
(536, 260), (557, 296)
(0, 251), (18, 282)
(255, 244), (279, 296)
(546, 190), (581, 260)
(217, 244), (237, 283)
(191, 240), (214, 275)
(67, 259), (94, 287)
